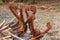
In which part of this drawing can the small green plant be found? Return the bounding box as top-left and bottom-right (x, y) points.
(28, 0), (35, 4)
(55, 9), (60, 12)
(43, 16), (49, 19)
(0, 0), (3, 5)
(16, 2), (20, 5)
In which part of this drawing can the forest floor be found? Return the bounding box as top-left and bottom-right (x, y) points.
(0, 1), (60, 40)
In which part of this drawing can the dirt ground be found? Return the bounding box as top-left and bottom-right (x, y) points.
(0, 1), (60, 40)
